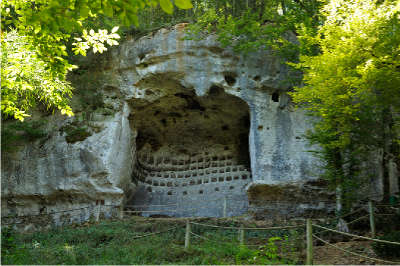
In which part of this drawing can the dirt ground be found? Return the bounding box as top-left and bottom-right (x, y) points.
(313, 240), (398, 265)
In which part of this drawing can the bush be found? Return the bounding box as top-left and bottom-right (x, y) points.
(372, 231), (400, 258)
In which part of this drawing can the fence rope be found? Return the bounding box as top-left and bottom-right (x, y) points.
(124, 210), (177, 213)
(190, 221), (303, 230)
(313, 224), (400, 246)
(346, 214), (369, 226)
(131, 226), (178, 239)
(125, 204), (177, 208)
(190, 231), (211, 241)
(312, 234), (400, 264)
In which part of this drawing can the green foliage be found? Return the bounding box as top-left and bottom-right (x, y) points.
(235, 237), (295, 264)
(1, 119), (48, 152)
(185, 0), (323, 61)
(1, 227), (30, 265)
(371, 231), (400, 258)
(1, 219), (298, 265)
(1, 31), (74, 121)
(290, 0), (400, 203)
(63, 125), (92, 144)
(1, 0), (193, 121)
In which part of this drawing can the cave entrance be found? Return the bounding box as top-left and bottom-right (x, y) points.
(129, 86), (251, 217)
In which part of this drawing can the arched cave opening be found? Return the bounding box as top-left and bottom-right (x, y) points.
(128, 86), (251, 217)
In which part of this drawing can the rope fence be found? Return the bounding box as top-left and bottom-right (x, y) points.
(303, 200), (400, 265)
(312, 234), (400, 264)
(190, 221), (303, 231)
(313, 224), (400, 246)
(2, 199), (400, 264)
(130, 226), (179, 240)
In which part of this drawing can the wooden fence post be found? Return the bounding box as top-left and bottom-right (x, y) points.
(185, 220), (191, 250)
(95, 202), (100, 222)
(119, 205), (124, 219)
(238, 225), (245, 246)
(223, 196), (227, 218)
(368, 201), (376, 238)
(306, 218), (313, 265)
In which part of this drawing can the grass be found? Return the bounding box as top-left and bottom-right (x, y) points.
(2, 217), (303, 265)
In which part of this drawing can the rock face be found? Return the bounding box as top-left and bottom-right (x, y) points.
(2, 24), (340, 229)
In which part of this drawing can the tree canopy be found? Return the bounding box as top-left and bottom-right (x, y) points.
(1, 0), (193, 121)
(290, 0), (400, 202)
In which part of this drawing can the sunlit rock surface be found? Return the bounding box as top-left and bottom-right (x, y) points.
(2, 24), (344, 230)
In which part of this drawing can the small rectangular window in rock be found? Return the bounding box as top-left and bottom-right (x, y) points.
(219, 177), (224, 182)
(211, 177), (217, 182)
(242, 175), (247, 180)
(189, 180), (195, 185)
(197, 180), (202, 185)
(226, 176), (232, 181)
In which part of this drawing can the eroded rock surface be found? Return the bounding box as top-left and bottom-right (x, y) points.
(2, 24), (337, 229)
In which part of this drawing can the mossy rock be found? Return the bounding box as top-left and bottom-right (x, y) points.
(60, 124), (92, 144)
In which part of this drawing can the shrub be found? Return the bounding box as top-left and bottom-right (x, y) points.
(372, 231), (400, 258)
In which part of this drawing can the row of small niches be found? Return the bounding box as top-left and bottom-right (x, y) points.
(143, 174), (250, 187)
(138, 160), (243, 172)
(146, 185), (239, 195)
(137, 154), (236, 166)
(133, 166), (250, 178)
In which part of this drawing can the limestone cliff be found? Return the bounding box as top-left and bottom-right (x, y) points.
(2, 24), (343, 230)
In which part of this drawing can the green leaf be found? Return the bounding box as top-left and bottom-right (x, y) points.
(103, 5), (113, 17)
(159, 0), (173, 14)
(111, 26), (119, 33)
(174, 0), (193, 9)
(80, 5), (89, 18)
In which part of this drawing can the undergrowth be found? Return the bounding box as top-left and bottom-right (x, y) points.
(1, 218), (300, 265)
